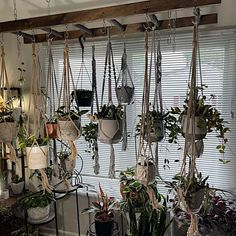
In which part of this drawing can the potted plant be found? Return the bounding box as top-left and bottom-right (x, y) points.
(168, 91), (230, 153)
(45, 115), (58, 139)
(96, 104), (123, 144)
(21, 191), (54, 222)
(82, 185), (116, 236)
(58, 150), (75, 175)
(120, 176), (168, 236)
(169, 172), (209, 213)
(56, 105), (88, 141)
(72, 89), (94, 107)
(11, 174), (24, 195)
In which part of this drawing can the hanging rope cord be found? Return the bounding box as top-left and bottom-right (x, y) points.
(45, 39), (59, 120)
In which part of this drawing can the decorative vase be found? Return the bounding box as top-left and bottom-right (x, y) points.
(145, 119), (164, 142)
(45, 122), (58, 139)
(0, 122), (17, 143)
(11, 181), (24, 195)
(26, 145), (48, 170)
(73, 89), (93, 107)
(182, 115), (207, 140)
(27, 205), (50, 221)
(57, 118), (81, 141)
(98, 119), (123, 144)
(95, 213), (114, 236)
(136, 161), (156, 186)
(116, 86), (134, 105)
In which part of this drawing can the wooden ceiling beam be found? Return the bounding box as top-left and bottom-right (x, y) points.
(0, 0), (221, 33)
(23, 13), (217, 44)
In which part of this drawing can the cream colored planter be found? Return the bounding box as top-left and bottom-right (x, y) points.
(0, 122), (17, 143)
(182, 115), (207, 140)
(11, 181), (24, 195)
(26, 145), (48, 170)
(136, 162), (156, 186)
(57, 119), (81, 141)
(27, 205), (50, 221)
(98, 119), (123, 144)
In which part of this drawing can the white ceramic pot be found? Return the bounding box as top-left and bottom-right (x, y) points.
(57, 119), (81, 141)
(182, 115), (207, 140)
(11, 181), (24, 195)
(0, 122), (17, 143)
(98, 119), (123, 144)
(136, 161), (156, 186)
(187, 140), (204, 157)
(116, 86), (134, 105)
(26, 145), (48, 170)
(27, 205), (50, 221)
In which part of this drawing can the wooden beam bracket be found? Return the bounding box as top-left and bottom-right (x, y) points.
(41, 28), (64, 38)
(109, 19), (127, 31)
(74, 24), (94, 36)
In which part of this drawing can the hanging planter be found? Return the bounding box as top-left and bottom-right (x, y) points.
(96, 104), (123, 144)
(116, 86), (134, 105)
(58, 151), (76, 174)
(136, 160), (156, 186)
(45, 122), (58, 139)
(11, 174), (24, 195)
(73, 89), (93, 107)
(181, 115), (207, 140)
(187, 140), (204, 157)
(26, 143), (49, 170)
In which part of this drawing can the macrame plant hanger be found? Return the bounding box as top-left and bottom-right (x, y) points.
(45, 37), (60, 176)
(178, 8), (203, 236)
(58, 36), (80, 161)
(27, 43), (53, 193)
(90, 45), (100, 175)
(116, 43), (135, 151)
(100, 27), (118, 178)
(73, 36), (93, 108)
(147, 22), (164, 177)
(0, 44), (17, 163)
(136, 30), (156, 186)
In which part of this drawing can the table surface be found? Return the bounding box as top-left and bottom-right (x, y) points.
(0, 195), (18, 208)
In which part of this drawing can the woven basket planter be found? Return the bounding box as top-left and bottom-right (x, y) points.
(0, 122), (17, 143)
(11, 181), (24, 195)
(57, 118), (81, 141)
(27, 205), (50, 221)
(26, 145), (48, 170)
(182, 116), (207, 140)
(136, 161), (156, 186)
(116, 86), (134, 105)
(45, 122), (58, 139)
(73, 89), (93, 107)
(98, 119), (122, 144)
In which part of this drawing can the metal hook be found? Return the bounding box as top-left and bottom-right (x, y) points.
(193, 7), (201, 25)
(79, 35), (85, 61)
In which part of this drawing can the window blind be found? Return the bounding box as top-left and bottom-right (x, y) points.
(44, 29), (236, 198)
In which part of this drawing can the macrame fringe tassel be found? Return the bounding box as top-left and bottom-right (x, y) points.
(68, 140), (77, 161)
(39, 169), (54, 193)
(93, 144), (100, 175)
(154, 143), (160, 176)
(108, 144), (115, 178)
(122, 106), (128, 151)
(7, 143), (16, 163)
(187, 214), (200, 236)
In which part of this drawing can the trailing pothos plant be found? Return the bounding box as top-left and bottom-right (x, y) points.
(82, 122), (98, 160)
(55, 105), (88, 121)
(166, 88), (230, 154)
(95, 104), (123, 120)
(120, 168), (169, 236)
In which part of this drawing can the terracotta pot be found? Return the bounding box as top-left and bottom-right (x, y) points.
(98, 119), (123, 144)
(45, 122), (58, 139)
(73, 89), (93, 107)
(95, 213), (114, 236)
(27, 205), (50, 221)
(116, 86), (134, 105)
(11, 181), (24, 195)
(57, 118), (81, 141)
(26, 145), (48, 170)
(136, 161), (156, 186)
(182, 115), (207, 140)
(0, 122), (17, 143)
